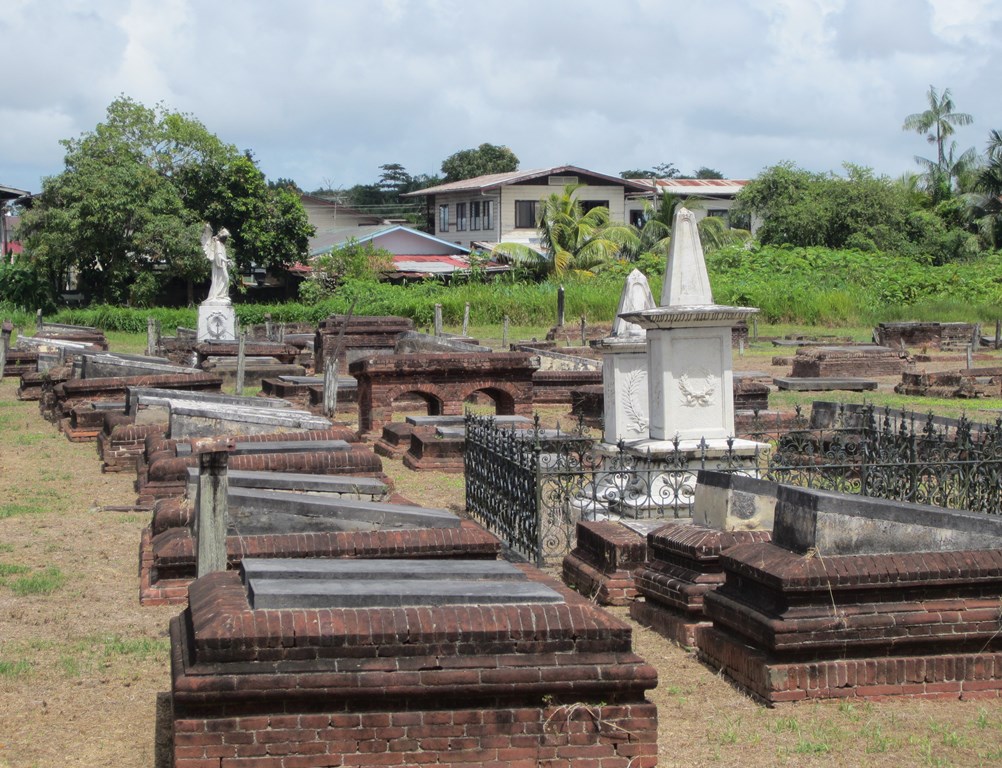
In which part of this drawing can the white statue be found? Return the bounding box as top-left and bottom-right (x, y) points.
(201, 223), (232, 304)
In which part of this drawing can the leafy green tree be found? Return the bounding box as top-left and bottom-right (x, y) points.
(493, 184), (637, 277)
(971, 129), (1002, 248)
(903, 86), (974, 171)
(298, 239), (394, 303)
(619, 163), (680, 180)
(441, 144), (519, 182)
(19, 96), (312, 306)
(693, 167), (725, 179)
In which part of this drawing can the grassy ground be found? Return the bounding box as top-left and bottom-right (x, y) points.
(2, 329), (1002, 766)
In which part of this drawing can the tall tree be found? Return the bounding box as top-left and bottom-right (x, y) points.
(441, 143), (518, 182)
(972, 129), (1002, 248)
(903, 86), (974, 171)
(19, 96), (312, 305)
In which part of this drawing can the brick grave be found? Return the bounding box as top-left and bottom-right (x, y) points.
(351, 353), (538, 439)
(137, 440), (384, 504)
(561, 519), (657, 606)
(165, 560), (658, 767)
(790, 345), (905, 378)
(314, 314), (415, 374)
(140, 491), (499, 605)
(876, 321), (978, 351)
(699, 484), (1002, 703)
(895, 367), (1002, 399)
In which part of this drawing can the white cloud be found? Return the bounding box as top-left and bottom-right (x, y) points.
(2, 0), (1001, 193)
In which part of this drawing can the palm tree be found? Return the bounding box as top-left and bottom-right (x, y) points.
(903, 86), (974, 171)
(914, 140), (979, 202)
(971, 129), (1002, 248)
(493, 184), (637, 277)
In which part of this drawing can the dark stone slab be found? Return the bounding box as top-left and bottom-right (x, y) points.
(773, 484), (1002, 555)
(175, 439), (351, 456)
(185, 468), (388, 496)
(774, 376), (878, 391)
(226, 487), (460, 533)
(247, 577), (564, 609)
(242, 557), (525, 582)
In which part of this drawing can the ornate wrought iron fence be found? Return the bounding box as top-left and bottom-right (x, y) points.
(464, 406), (1002, 567)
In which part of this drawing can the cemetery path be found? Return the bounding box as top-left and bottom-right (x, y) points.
(0, 378), (175, 768)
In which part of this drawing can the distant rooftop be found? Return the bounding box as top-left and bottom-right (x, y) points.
(404, 165), (651, 196)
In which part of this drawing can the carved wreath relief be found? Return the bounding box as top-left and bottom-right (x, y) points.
(623, 369), (648, 434)
(678, 368), (717, 407)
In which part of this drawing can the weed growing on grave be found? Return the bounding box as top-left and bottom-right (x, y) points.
(8, 566), (66, 596)
(0, 659), (30, 677)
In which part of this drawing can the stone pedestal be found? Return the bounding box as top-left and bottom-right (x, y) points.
(599, 338), (649, 443)
(197, 301), (236, 342)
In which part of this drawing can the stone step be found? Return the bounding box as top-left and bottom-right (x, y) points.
(242, 558), (523, 582)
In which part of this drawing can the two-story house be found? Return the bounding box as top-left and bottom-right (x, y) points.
(403, 166), (651, 251)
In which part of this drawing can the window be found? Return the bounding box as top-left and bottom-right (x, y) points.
(579, 200), (609, 215)
(483, 200), (493, 231)
(456, 202), (467, 231)
(439, 204), (449, 232)
(470, 201), (481, 230)
(630, 209), (647, 228)
(515, 200), (537, 228)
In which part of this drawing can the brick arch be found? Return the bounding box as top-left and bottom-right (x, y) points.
(351, 353), (539, 437)
(387, 387), (445, 416)
(460, 385), (518, 416)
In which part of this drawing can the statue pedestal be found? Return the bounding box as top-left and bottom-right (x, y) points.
(197, 302), (236, 342)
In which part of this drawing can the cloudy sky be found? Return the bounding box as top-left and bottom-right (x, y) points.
(3, 0), (1001, 195)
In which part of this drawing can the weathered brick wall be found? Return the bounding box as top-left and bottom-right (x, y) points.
(351, 353), (537, 437)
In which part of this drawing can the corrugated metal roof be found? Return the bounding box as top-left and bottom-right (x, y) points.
(651, 179), (749, 196)
(309, 224), (470, 258)
(403, 165), (651, 196)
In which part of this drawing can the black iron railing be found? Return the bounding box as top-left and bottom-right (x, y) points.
(464, 406), (1002, 566)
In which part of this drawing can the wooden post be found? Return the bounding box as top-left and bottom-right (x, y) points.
(752, 316), (758, 343)
(434, 304), (443, 336)
(557, 285), (565, 327)
(235, 330), (247, 396)
(194, 439), (233, 578)
(995, 319), (1001, 350)
(580, 315), (586, 346)
(967, 343), (974, 371)
(146, 317), (157, 356)
(462, 303), (470, 337)
(502, 315), (509, 349)
(0, 321), (9, 382)
(324, 299), (357, 418)
(35, 309), (43, 335)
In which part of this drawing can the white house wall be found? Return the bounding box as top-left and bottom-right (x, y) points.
(371, 229), (466, 255)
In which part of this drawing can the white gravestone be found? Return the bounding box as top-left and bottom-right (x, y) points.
(598, 269), (655, 444)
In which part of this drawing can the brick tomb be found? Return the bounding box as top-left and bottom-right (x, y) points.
(351, 353), (538, 438)
(137, 434), (382, 503)
(314, 314), (415, 374)
(141, 481), (499, 605)
(876, 321), (978, 351)
(166, 559), (658, 767)
(895, 367), (1002, 398)
(790, 345), (905, 378)
(699, 485), (1002, 702)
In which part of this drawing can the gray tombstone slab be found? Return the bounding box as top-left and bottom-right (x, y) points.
(248, 578), (565, 609)
(225, 487), (460, 534)
(168, 401), (331, 439)
(175, 439), (350, 456)
(773, 484), (1002, 555)
(242, 558), (524, 582)
(185, 468), (389, 499)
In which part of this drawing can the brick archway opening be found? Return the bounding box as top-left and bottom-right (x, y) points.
(464, 387), (516, 416)
(392, 389), (445, 417)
